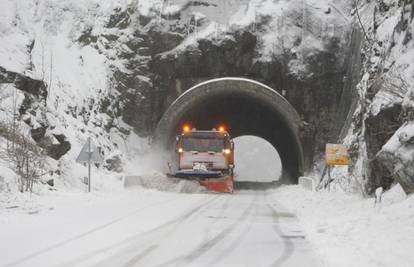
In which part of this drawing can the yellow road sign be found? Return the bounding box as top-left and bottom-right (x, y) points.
(325, 144), (349, 166)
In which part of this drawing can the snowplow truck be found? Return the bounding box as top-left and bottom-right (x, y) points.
(169, 127), (234, 193)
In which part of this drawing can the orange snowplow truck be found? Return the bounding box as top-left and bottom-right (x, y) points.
(170, 126), (234, 193)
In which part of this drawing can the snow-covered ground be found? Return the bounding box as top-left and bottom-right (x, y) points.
(273, 184), (414, 267)
(0, 188), (321, 267)
(0, 184), (412, 267)
(0, 189), (205, 267)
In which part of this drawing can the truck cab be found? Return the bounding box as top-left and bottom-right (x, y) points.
(171, 126), (234, 193)
(176, 128), (234, 173)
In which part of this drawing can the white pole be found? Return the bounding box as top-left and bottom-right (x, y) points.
(88, 137), (91, 193)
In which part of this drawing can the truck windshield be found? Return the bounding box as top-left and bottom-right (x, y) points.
(182, 137), (224, 152)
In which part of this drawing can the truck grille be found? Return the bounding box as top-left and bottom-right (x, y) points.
(194, 162), (214, 168)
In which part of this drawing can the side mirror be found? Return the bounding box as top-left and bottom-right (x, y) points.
(175, 136), (180, 151)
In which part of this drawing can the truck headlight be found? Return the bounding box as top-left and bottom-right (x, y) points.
(223, 149), (231, 154)
(178, 148), (183, 153)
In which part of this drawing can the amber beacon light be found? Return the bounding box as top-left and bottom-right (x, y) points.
(182, 125), (190, 132)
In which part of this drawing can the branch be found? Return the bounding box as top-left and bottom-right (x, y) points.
(48, 49), (53, 102)
(354, 0), (372, 43)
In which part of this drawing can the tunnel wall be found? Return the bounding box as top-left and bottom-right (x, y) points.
(155, 78), (305, 181)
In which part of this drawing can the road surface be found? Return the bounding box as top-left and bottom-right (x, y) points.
(1, 190), (322, 267)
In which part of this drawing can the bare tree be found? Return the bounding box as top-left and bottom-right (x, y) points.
(48, 49), (53, 102)
(1, 89), (47, 193)
(354, 0), (372, 43)
(40, 38), (46, 81)
(3, 121), (47, 193)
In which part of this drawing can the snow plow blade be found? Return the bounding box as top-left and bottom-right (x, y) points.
(199, 175), (233, 193)
(173, 170), (223, 178)
(168, 171), (233, 193)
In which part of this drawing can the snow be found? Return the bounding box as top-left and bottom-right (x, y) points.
(0, 189), (321, 267)
(0, 32), (31, 73)
(369, 7), (414, 117)
(1, 183), (412, 267)
(163, 0), (350, 68)
(0, 189), (208, 267)
(381, 122), (414, 165)
(0, 0), (32, 73)
(137, 0), (158, 17)
(0, 85), (25, 120)
(228, 1), (260, 27)
(233, 135), (281, 182)
(0, 162), (18, 193)
(174, 77), (290, 106)
(367, 0), (414, 119)
(135, 172), (205, 193)
(270, 185), (414, 267)
(376, 11), (399, 43)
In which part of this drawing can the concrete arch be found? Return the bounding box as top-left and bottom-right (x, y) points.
(155, 78), (304, 182)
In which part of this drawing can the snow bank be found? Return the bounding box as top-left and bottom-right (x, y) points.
(270, 185), (414, 267)
(0, 163), (17, 193)
(134, 171), (205, 193)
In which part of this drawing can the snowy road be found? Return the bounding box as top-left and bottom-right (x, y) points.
(1, 190), (321, 267)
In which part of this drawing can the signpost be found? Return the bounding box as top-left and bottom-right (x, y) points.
(317, 144), (349, 190)
(325, 144), (349, 166)
(76, 137), (103, 192)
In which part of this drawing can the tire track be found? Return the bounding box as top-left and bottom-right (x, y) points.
(120, 194), (233, 266)
(199, 193), (234, 247)
(118, 195), (227, 267)
(153, 193), (258, 267)
(3, 194), (191, 267)
(265, 194), (295, 267)
(207, 193), (259, 265)
(54, 194), (221, 267)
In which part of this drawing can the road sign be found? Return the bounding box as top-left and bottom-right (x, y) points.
(76, 138), (103, 192)
(76, 138), (103, 163)
(325, 144), (349, 166)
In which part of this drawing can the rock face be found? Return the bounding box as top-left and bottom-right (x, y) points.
(342, 0), (414, 194)
(7, 0), (414, 194)
(46, 134), (72, 160)
(365, 105), (404, 191)
(376, 123), (414, 194)
(98, 1), (354, 172)
(151, 34), (350, 164)
(1, 67), (71, 160)
(123, 0), (414, 194)
(105, 155), (123, 173)
(0, 66), (47, 100)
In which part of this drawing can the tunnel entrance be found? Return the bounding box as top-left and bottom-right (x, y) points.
(155, 78), (304, 183)
(233, 136), (282, 182)
(233, 135), (282, 190)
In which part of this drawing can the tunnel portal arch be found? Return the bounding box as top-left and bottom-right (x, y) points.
(155, 78), (304, 182)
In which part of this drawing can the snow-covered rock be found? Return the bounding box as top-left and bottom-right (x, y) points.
(342, 0), (414, 194)
(0, 0), (355, 192)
